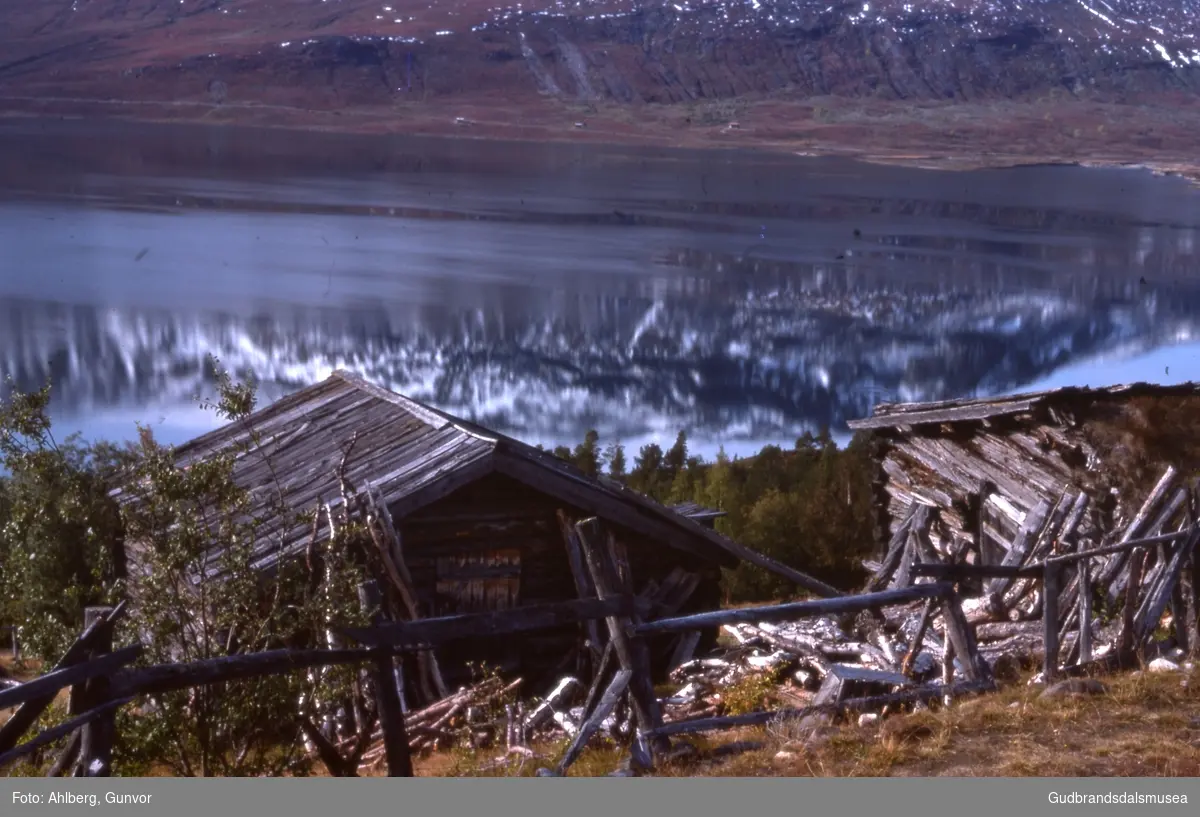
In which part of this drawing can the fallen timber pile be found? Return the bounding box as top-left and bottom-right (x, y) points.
(864, 466), (1200, 681)
(343, 471), (1200, 774)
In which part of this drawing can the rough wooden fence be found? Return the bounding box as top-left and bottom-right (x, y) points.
(0, 590), (647, 778)
(913, 522), (1200, 681)
(0, 518), (993, 779)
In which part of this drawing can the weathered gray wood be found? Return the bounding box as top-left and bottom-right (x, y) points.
(848, 398), (1038, 430)
(341, 596), (649, 649)
(0, 697), (133, 772)
(1078, 558), (1093, 664)
(940, 631), (955, 703)
(796, 673), (845, 734)
(557, 510), (605, 667)
(1103, 469), (1179, 605)
(1171, 565), (1192, 655)
(733, 624), (832, 675)
(0, 602), (127, 755)
(867, 506), (922, 592)
(1133, 544), (1173, 628)
(1134, 528), (1200, 646)
(667, 632), (702, 674)
(1056, 601), (1082, 668)
(909, 519), (942, 568)
(1118, 547), (1147, 655)
(362, 484), (447, 701)
(634, 583), (952, 637)
(46, 732), (81, 777)
(525, 676), (582, 733)
(985, 497), (1053, 600)
(1043, 562), (1062, 681)
(0, 645), (143, 713)
(975, 620), (1041, 641)
(575, 518), (665, 754)
(580, 641), (615, 719)
(644, 681), (995, 738)
(942, 590), (989, 684)
(1056, 491), (1091, 552)
(654, 569), (702, 617)
(359, 581), (413, 777)
(1046, 530), (1188, 566)
(109, 647), (385, 700)
(901, 599), (937, 676)
(828, 664), (912, 686)
(76, 607), (116, 778)
(1004, 491), (1076, 607)
(891, 537), (916, 590)
(916, 529), (1195, 584)
(556, 670), (632, 775)
(1184, 545), (1200, 657)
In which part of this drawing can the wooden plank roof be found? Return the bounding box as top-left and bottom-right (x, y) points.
(114, 371), (756, 575)
(848, 382), (1200, 431)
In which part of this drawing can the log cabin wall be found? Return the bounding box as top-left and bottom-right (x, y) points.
(395, 473), (723, 691)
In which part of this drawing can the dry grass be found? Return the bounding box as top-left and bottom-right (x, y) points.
(436, 668), (1200, 778)
(6, 659), (1197, 777)
(673, 669), (1200, 778)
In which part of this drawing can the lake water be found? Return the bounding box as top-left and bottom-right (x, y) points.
(2, 118), (1200, 458)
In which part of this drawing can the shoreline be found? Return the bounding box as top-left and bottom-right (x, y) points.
(4, 94), (1200, 184)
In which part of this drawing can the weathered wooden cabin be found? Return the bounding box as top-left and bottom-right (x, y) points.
(848, 382), (1200, 562)
(131, 370), (806, 694)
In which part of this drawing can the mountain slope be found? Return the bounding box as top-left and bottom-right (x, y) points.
(2, 1), (1200, 164)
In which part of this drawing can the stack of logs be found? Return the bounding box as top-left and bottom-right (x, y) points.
(866, 466), (1200, 680)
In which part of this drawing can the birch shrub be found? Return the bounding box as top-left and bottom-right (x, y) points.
(0, 362), (370, 776)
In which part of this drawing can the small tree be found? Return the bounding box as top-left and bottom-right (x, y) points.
(113, 361), (369, 776)
(605, 442), (627, 480)
(0, 381), (128, 663)
(0, 362), (371, 776)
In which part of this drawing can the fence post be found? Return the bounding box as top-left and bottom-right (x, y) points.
(358, 581), (413, 777)
(1078, 559), (1093, 664)
(1042, 564), (1061, 682)
(574, 519), (665, 764)
(76, 607), (115, 777)
(940, 589), (989, 684)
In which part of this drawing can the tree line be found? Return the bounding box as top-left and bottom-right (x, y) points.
(548, 427), (878, 602)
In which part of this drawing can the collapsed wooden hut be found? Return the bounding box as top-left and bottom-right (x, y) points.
(848, 382), (1200, 564)
(119, 370), (818, 699)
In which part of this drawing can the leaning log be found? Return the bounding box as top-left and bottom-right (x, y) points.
(359, 581), (413, 777)
(0, 602), (127, 754)
(556, 670), (633, 775)
(575, 519), (665, 749)
(1134, 526), (1200, 646)
(0, 697), (133, 772)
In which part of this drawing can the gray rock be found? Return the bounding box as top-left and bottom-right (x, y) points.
(1040, 678), (1108, 699)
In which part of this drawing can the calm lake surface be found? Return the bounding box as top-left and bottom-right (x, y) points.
(2, 119), (1200, 457)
